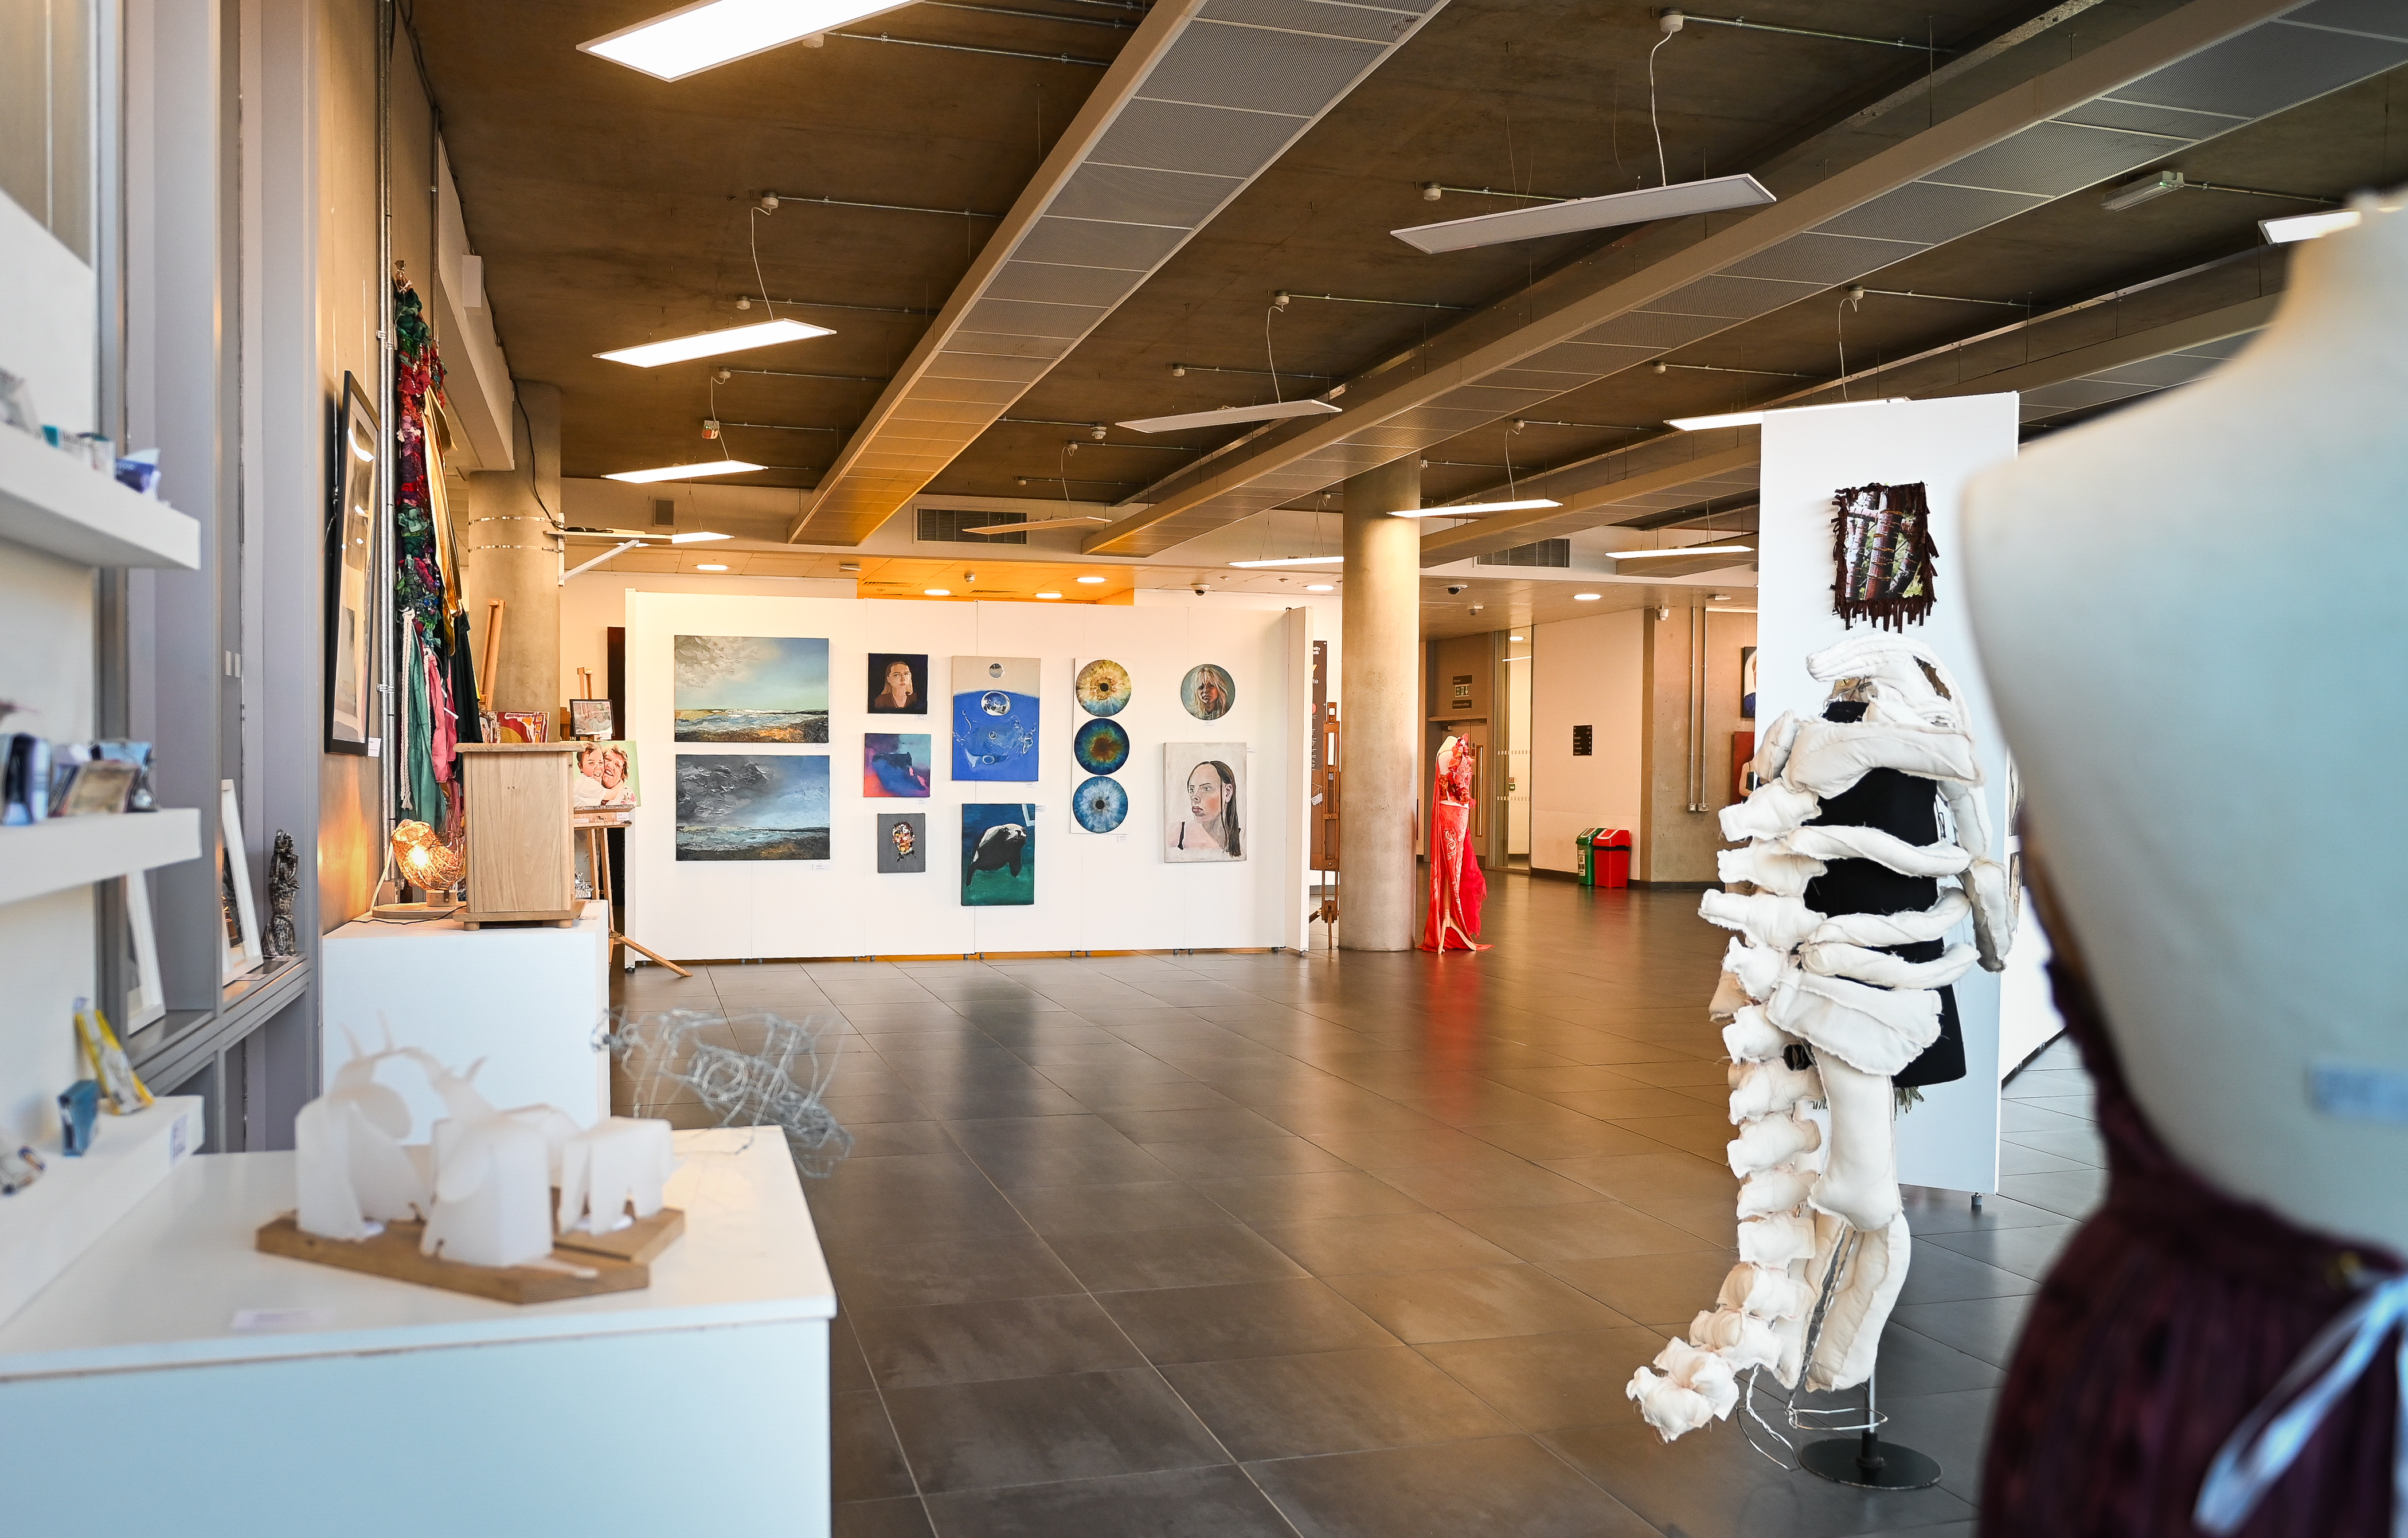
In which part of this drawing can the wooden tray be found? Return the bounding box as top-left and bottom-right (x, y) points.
(552, 1205), (685, 1266)
(256, 1214), (650, 1305)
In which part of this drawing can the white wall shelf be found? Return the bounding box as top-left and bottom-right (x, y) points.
(0, 810), (201, 909)
(0, 426), (200, 570)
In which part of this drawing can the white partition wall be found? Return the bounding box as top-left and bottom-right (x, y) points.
(626, 594), (1310, 960)
(1757, 394), (2018, 1196)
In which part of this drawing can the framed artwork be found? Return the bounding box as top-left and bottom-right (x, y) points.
(876, 811), (927, 873)
(1180, 664), (1235, 721)
(961, 803), (1035, 905)
(1740, 646), (1758, 721)
(122, 873), (165, 1030)
(497, 710), (549, 744)
(867, 653), (929, 714)
(1164, 745), (1245, 863)
(573, 740), (642, 809)
(323, 371), (380, 755)
(675, 753), (830, 860)
(1072, 776), (1128, 834)
(220, 780), (264, 980)
(952, 656), (1039, 781)
(1074, 659), (1131, 717)
(569, 699), (615, 739)
(674, 635), (830, 742)
(863, 733), (933, 798)
(1072, 718), (1129, 775)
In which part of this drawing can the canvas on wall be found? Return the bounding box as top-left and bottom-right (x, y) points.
(675, 635), (830, 742)
(875, 811), (927, 874)
(1164, 745), (1245, 863)
(675, 753), (830, 860)
(573, 740), (641, 809)
(961, 803), (1035, 905)
(1740, 645), (1758, 721)
(867, 652), (929, 715)
(863, 733), (932, 798)
(1181, 664), (1234, 721)
(952, 656), (1040, 781)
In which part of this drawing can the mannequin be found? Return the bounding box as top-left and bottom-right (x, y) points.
(1420, 734), (1488, 952)
(1964, 194), (2408, 1533)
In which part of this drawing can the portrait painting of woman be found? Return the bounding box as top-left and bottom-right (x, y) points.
(1164, 745), (1245, 863)
(866, 652), (928, 714)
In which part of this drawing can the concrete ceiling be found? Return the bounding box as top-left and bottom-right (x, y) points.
(414, 0), (2408, 570)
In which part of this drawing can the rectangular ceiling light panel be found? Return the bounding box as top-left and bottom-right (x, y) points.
(596, 318), (833, 367)
(1119, 399), (1342, 434)
(1391, 174), (1776, 255)
(580, 0), (914, 81)
(605, 460), (767, 483)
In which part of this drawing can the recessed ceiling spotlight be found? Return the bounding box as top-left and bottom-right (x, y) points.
(595, 318), (831, 367)
(1076, 574), (1107, 584)
(605, 460), (767, 483)
(923, 588), (951, 596)
(1035, 590), (1062, 599)
(1304, 583), (1335, 592)
(1390, 174), (1775, 255)
(695, 563), (730, 572)
(1573, 592), (1602, 601)
(579, 0), (911, 81)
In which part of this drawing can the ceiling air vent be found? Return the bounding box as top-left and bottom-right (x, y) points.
(917, 508), (1027, 545)
(1476, 538), (1570, 568)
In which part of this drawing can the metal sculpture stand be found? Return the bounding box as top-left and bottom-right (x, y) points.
(1798, 1369), (1942, 1490)
(576, 813), (690, 978)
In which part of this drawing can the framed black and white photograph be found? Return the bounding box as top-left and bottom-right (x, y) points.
(325, 371), (380, 755)
(220, 780), (264, 980)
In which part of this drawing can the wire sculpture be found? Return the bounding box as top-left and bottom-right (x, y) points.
(597, 1008), (853, 1178)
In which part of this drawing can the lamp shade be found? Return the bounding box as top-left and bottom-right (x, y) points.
(392, 820), (466, 893)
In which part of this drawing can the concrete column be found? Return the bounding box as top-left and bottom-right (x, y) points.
(462, 381), (561, 719)
(1339, 457), (1422, 950)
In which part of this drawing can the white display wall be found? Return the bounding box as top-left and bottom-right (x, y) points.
(1757, 394), (2018, 1196)
(626, 594), (1311, 960)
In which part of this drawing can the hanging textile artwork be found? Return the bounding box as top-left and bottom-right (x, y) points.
(1420, 734), (1489, 953)
(392, 266), (478, 832)
(1830, 482), (1937, 632)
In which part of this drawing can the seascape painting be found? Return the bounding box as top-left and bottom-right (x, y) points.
(863, 733), (933, 798)
(676, 754), (830, 860)
(674, 634), (829, 742)
(1164, 743), (1245, 863)
(961, 803), (1036, 906)
(952, 656), (1040, 782)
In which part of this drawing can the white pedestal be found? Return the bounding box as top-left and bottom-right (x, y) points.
(0, 1097), (200, 1325)
(321, 901), (610, 1133)
(0, 1129), (834, 1535)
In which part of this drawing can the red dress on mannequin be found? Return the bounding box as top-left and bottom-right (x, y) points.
(1421, 735), (1490, 952)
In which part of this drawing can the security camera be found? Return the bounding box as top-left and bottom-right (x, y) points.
(1192, 582), (1210, 596)
(1445, 584), (1467, 596)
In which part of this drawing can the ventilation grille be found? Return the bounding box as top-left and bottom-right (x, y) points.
(1476, 538), (1570, 568)
(917, 508), (1027, 545)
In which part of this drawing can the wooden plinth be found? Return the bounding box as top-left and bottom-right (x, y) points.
(256, 1214), (651, 1304)
(552, 1205), (685, 1266)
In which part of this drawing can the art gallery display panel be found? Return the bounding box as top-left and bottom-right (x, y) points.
(626, 593), (1308, 960)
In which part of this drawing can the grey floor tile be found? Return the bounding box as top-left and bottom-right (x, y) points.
(1056, 1079), (1240, 1112)
(1850, 1321), (2004, 1397)
(852, 1293), (1148, 1387)
(1301, 1127), (1537, 1170)
(830, 1232), (1084, 1310)
(831, 1310), (877, 1394)
(1897, 1185), (2062, 1235)
(1894, 1241), (2040, 1306)
(834, 1497), (935, 1538)
(1144, 1136), (1357, 1180)
(1326, 1264), (1633, 1343)
(970, 1140), (1182, 1191)
(1048, 1223), (1312, 1291)
(1248, 1435), (1657, 1538)
(1546, 1418), (1975, 1538)
(1447, 1200), (1715, 1264)
(1099, 1107), (1295, 1144)
(1007, 1180), (1237, 1237)
(1920, 1222), (2078, 1282)
(1253, 1211), (1523, 1277)
(2000, 1125), (2106, 1166)
(1369, 1160), (1600, 1211)
(1545, 1247), (1737, 1326)
(1189, 1169), (1432, 1224)
(882, 1368), (1227, 1493)
(921, 1466), (1294, 1538)
(1465, 1120), (1672, 1161)
(1891, 1293), (2035, 1368)
(1162, 1346), (1515, 1461)
(1100, 1277), (1402, 1363)
(834, 1389), (918, 1502)
(1417, 1326), (1667, 1431)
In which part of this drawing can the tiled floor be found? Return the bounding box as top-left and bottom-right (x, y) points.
(611, 875), (2102, 1538)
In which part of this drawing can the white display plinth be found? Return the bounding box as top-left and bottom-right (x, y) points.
(0, 1129), (833, 1535)
(1758, 394), (2019, 1197)
(321, 901), (609, 1133)
(0, 1096), (200, 1326)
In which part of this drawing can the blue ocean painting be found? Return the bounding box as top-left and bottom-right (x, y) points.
(951, 657), (1041, 782)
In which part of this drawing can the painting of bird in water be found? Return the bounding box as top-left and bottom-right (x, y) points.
(961, 804), (1035, 906)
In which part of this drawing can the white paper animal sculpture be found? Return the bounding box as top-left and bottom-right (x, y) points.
(294, 1030), (432, 1240)
(410, 1052), (557, 1269)
(557, 1118), (677, 1235)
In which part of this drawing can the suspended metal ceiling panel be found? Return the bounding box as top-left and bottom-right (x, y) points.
(795, 0), (1444, 544)
(1096, 1), (2405, 558)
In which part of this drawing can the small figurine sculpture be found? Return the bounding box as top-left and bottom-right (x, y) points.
(558, 1118), (677, 1235)
(266, 830), (299, 958)
(294, 1031), (432, 1239)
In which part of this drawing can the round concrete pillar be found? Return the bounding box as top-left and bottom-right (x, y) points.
(1339, 456), (1422, 951)
(462, 381), (562, 719)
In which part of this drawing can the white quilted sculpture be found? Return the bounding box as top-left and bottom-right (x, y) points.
(558, 1117), (677, 1235)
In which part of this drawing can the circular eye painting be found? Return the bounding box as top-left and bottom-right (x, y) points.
(1072, 775), (1129, 833)
(1073, 718), (1131, 775)
(1075, 659), (1132, 717)
(1181, 664), (1235, 721)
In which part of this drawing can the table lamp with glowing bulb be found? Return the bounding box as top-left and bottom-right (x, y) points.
(371, 820), (466, 920)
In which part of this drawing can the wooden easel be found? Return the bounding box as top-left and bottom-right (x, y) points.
(575, 809), (691, 977)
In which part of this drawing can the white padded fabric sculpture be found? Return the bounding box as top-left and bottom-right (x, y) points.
(1629, 636), (2013, 1438)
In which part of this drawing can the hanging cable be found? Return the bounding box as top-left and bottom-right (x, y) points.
(747, 205), (777, 320)
(1647, 23), (1676, 187)
(1265, 303), (1285, 404)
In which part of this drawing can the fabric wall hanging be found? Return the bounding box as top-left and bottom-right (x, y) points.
(1830, 482), (1937, 632)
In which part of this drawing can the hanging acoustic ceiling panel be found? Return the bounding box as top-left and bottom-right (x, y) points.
(791, 0), (1448, 546)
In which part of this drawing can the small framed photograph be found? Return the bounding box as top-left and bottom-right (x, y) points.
(324, 372), (380, 756)
(573, 740), (642, 810)
(219, 780), (264, 981)
(497, 709), (549, 744)
(122, 874), (165, 1030)
(569, 699), (615, 739)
